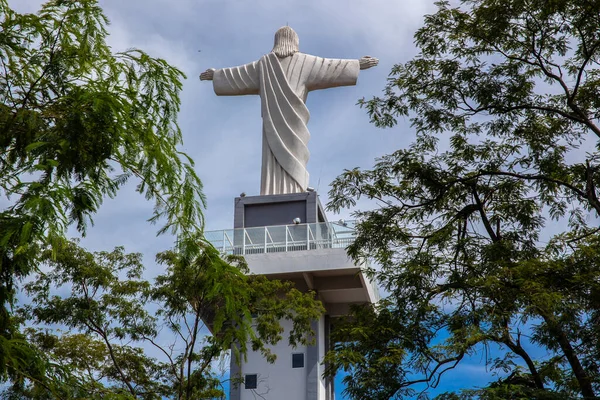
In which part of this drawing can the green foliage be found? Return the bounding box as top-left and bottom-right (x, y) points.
(10, 240), (323, 399)
(0, 0), (205, 389)
(326, 0), (600, 398)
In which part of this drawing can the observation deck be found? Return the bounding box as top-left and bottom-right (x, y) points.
(205, 219), (380, 311)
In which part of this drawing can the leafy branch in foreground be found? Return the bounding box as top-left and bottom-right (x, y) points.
(0, 0), (205, 385)
(326, 0), (600, 398)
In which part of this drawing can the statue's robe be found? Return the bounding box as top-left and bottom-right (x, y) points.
(212, 52), (360, 195)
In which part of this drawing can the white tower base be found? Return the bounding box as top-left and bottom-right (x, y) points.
(206, 192), (378, 400)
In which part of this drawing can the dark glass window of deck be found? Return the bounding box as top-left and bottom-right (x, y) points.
(292, 353), (304, 368)
(245, 374), (258, 389)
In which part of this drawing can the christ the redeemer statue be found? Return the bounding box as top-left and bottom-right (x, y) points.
(200, 26), (378, 195)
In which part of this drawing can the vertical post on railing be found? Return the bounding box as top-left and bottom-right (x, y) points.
(306, 223), (310, 250)
(285, 225), (289, 252)
(264, 226), (268, 254)
(243, 229), (246, 255)
(222, 231), (226, 253)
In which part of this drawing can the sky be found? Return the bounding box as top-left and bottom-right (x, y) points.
(7, 0), (499, 398)
(10, 0), (434, 252)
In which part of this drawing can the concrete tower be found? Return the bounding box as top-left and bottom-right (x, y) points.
(206, 191), (379, 400)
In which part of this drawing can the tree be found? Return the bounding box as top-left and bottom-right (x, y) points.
(325, 0), (600, 398)
(7, 240), (323, 399)
(0, 0), (204, 383)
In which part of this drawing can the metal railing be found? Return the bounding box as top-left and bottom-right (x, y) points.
(205, 221), (356, 256)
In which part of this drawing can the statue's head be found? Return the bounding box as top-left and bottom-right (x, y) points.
(272, 26), (299, 58)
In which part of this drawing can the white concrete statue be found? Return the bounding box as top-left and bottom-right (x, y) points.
(200, 26), (378, 195)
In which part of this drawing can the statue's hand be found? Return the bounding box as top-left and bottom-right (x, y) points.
(359, 56), (379, 70)
(199, 68), (215, 81)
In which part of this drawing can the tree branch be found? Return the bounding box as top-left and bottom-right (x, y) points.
(584, 161), (600, 214)
(471, 186), (499, 242)
(538, 309), (596, 398)
(185, 305), (203, 399)
(402, 352), (465, 390)
(500, 332), (545, 389)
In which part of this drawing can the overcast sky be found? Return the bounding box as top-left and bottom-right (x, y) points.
(9, 1), (499, 398)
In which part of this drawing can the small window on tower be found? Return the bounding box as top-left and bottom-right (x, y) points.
(245, 374), (258, 389)
(292, 353), (304, 368)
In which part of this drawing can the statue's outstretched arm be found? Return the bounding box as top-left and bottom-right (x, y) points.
(304, 54), (378, 92)
(200, 61), (260, 96)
